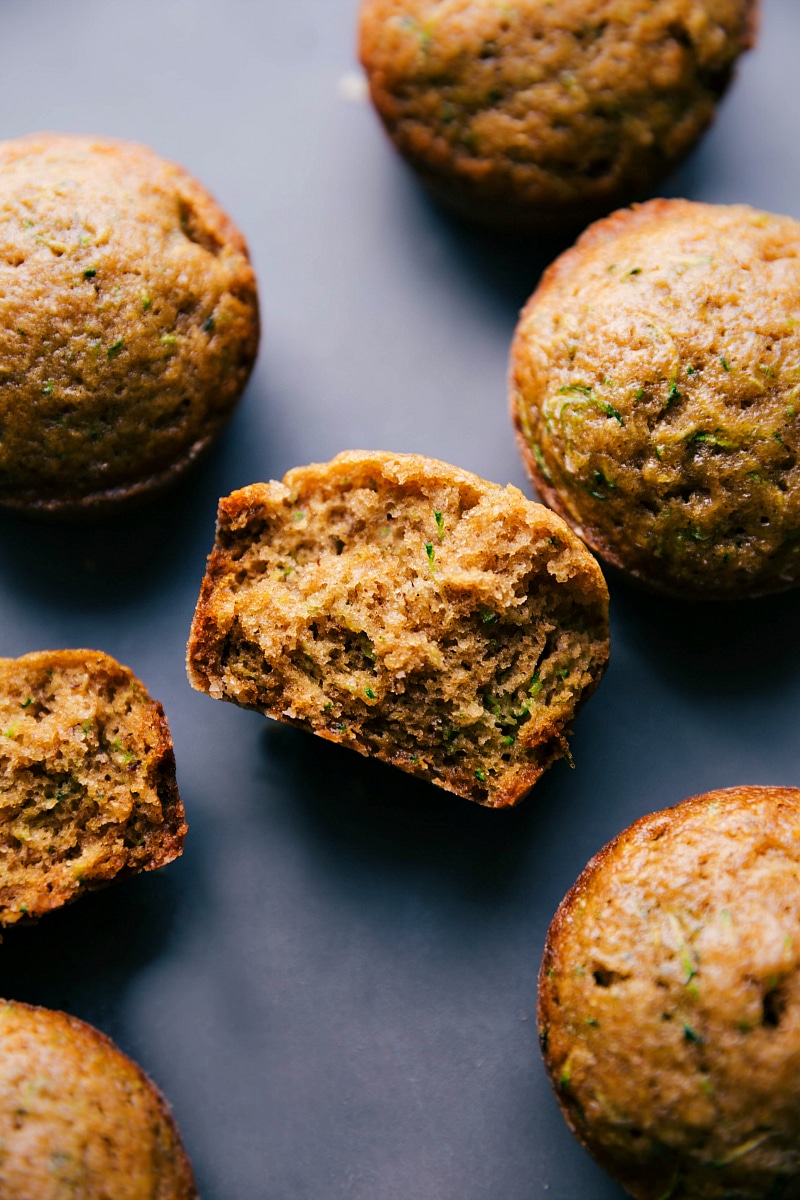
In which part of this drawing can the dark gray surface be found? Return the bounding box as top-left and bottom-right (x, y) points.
(0, 2), (798, 1197)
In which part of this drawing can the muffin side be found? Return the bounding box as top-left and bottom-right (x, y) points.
(539, 785), (800, 1199)
(0, 648), (186, 925)
(0, 133), (259, 513)
(188, 451), (609, 808)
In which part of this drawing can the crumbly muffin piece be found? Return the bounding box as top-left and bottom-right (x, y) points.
(0, 133), (259, 514)
(187, 451), (609, 808)
(0, 649), (186, 926)
(0, 999), (197, 1199)
(512, 199), (800, 598)
(359, 0), (756, 229)
(539, 785), (800, 1200)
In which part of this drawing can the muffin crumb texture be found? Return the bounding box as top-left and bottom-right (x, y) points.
(0, 649), (186, 926)
(188, 451), (609, 807)
(512, 199), (800, 597)
(0, 133), (259, 513)
(539, 785), (800, 1200)
(0, 1000), (198, 1199)
(359, 0), (756, 227)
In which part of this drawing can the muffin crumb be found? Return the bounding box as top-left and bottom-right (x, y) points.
(188, 451), (609, 807)
(0, 648), (186, 926)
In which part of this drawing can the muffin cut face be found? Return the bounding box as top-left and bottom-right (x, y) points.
(539, 786), (800, 1200)
(0, 1000), (198, 1199)
(0, 133), (259, 513)
(0, 649), (186, 926)
(359, 0), (757, 228)
(187, 451), (609, 808)
(512, 199), (800, 597)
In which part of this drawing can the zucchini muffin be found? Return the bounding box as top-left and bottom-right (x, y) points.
(0, 649), (186, 926)
(359, 0), (756, 230)
(187, 451), (609, 808)
(0, 133), (259, 514)
(539, 785), (800, 1200)
(0, 1000), (197, 1198)
(512, 199), (800, 598)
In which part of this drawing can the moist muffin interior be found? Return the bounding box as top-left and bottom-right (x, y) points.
(188, 453), (609, 807)
(0, 651), (184, 925)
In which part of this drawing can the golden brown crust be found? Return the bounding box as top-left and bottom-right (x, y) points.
(539, 786), (800, 1199)
(0, 648), (186, 926)
(511, 198), (800, 598)
(0, 999), (198, 1199)
(188, 451), (609, 808)
(0, 132), (259, 514)
(359, 0), (757, 230)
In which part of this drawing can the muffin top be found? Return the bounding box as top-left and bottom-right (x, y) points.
(360, 0), (756, 227)
(512, 199), (800, 597)
(538, 785), (800, 1200)
(0, 133), (259, 512)
(0, 1000), (197, 1199)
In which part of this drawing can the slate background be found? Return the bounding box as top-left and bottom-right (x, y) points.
(0, 1), (798, 1197)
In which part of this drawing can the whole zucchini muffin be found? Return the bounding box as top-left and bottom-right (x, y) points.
(359, 0), (756, 229)
(539, 785), (800, 1200)
(0, 133), (259, 514)
(0, 648), (186, 926)
(0, 1000), (197, 1198)
(512, 199), (800, 598)
(187, 451), (609, 808)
